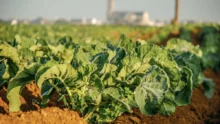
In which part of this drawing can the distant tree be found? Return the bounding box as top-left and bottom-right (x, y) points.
(171, 0), (179, 25)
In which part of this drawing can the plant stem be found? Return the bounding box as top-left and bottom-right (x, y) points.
(84, 105), (98, 121)
(59, 78), (76, 109)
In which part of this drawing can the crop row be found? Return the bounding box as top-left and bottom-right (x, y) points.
(0, 33), (214, 122)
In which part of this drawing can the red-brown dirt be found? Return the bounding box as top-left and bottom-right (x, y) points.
(0, 107), (86, 124)
(0, 84), (86, 124)
(156, 30), (180, 46)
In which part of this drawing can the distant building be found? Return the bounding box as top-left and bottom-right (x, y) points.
(20, 19), (30, 24)
(70, 18), (103, 25)
(107, 0), (153, 25)
(85, 18), (103, 25)
(11, 19), (18, 25)
(31, 17), (46, 24)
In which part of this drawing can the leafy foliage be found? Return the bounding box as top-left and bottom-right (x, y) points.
(7, 63), (41, 112)
(166, 38), (215, 100)
(0, 41), (20, 86)
(198, 27), (220, 70)
(0, 28), (215, 123)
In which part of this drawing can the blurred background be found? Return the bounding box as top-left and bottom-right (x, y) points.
(0, 0), (220, 25)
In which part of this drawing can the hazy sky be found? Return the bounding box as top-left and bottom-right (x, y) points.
(0, 0), (219, 22)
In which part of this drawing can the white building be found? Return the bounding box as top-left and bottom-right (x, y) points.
(11, 19), (18, 25)
(70, 18), (103, 25)
(107, 0), (153, 25)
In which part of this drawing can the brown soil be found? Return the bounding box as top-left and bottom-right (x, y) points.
(156, 30), (180, 46)
(109, 30), (160, 42)
(0, 107), (86, 124)
(134, 30), (159, 41)
(0, 83), (87, 124)
(191, 28), (201, 45)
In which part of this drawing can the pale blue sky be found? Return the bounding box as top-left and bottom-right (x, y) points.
(0, 0), (219, 22)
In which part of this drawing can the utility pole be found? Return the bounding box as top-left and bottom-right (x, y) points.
(107, 0), (114, 21)
(172, 0), (179, 25)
